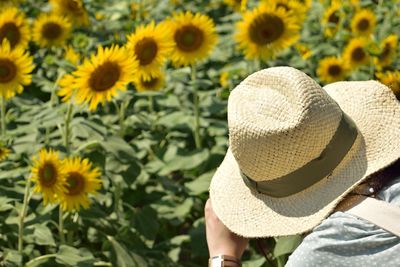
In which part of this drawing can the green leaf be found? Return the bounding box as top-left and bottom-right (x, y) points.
(2, 249), (22, 267)
(273, 235), (303, 258)
(159, 149), (209, 175)
(100, 136), (137, 163)
(56, 245), (94, 266)
(32, 224), (56, 247)
(108, 236), (147, 267)
(0, 197), (14, 212)
(184, 171), (213, 195)
(132, 206), (159, 242)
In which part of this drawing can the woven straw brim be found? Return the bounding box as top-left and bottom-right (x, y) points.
(209, 80), (400, 238)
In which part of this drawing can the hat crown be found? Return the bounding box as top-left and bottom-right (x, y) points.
(228, 67), (343, 182)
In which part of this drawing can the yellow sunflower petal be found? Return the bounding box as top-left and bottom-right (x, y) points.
(127, 21), (173, 81)
(322, 1), (342, 37)
(134, 70), (165, 92)
(235, 2), (300, 61)
(0, 146), (10, 161)
(0, 7), (30, 50)
(374, 34), (398, 69)
(50, 0), (89, 27)
(32, 13), (72, 48)
(0, 39), (34, 99)
(31, 148), (67, 205)
(167, 11), (218, 66)
(317, 56), (349, 83)
(376, 71), (400, 100)
(350, 9), (376, 36)
(342, 37), (370, 69)
(62, 45), (138, 110)
(59, 156), (102, 212)
(223, 0), (247, 12)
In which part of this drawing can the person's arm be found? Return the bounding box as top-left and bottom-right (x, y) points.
(204, 198), (248, 261)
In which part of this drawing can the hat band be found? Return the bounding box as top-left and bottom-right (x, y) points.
(241, 112), (359, 198)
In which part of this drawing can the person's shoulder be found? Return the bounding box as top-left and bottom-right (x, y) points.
(285, 210), (400, 267)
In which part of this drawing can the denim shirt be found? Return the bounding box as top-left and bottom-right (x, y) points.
(286, 176), (400, 267)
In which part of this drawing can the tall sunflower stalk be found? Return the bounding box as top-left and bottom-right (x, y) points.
(59, 103), (74, 244)
(0, 96), (6, 137)
(191, 64), (201, 149)
(18, 175), (31, 256)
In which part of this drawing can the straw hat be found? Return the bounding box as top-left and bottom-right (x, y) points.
(209, 66), (400, 237)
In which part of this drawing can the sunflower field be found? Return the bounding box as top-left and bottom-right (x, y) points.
(0, 0), (399, 266)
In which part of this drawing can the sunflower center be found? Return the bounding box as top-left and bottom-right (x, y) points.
(351, 47), (366, 62)
(42, 22), (63, 40)
(142, 77), (158, 88)
(328, 11), (339, 24)
(0, 23), (21, 48)
(38, 162), (58, 187)
(249, 13), (285, 45)
(89, 61), (121, 92)
(135, 37), (158, 66)
(174, 25), (204, 52)
(328, 64), (342, 76)
(357, 18), (370, 31)
(65, 171), (85, 196)
(0, 59), (17, 83)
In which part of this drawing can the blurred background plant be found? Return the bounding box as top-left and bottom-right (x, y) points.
(0, 0), (399, 266)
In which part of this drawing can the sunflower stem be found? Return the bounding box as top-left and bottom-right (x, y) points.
(148, 95), (156, 131)
(1, 96), (6, 138)
(118, 99), (129, 137)
(64, 104), (73, 155)
(136, 0), (143, 24)
(191, 64), (201, 148)
(18, 176), (31, 256)
(59, 207), (65, 244)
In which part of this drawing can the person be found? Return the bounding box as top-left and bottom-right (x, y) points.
(205, 67), (400, 267)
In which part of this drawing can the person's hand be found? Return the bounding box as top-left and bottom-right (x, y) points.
(204, 198), (248, 259)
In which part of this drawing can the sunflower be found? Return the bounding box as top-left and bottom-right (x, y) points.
(134, 71), (165, 92)
(317, 56), (349, 83)
(127, 21), (173, 81)
(322, 1), (342, 37)
(374, 34), (398, 68)
(168, 11), (218, 66)
(32, 13), (72, 48)
(376, 71), (400, 100)
(224, 0), (247, 12)
(130, 2), (149, 20)
(0, 7), (30, 49)
(220, 71), (230, 88)
(50, 0), (89, 26)
(58, 45), (138, 110)
(343, 37), (370, 69)
(0, 40), (34, 99)
(351, 9), (376, 36)
(295, 43), (312, 60)
(236, 3), (300, 61)
(64, 45), (80, 65)
(0, 0), (21, 9)
(59, 157), (101, 212)
(272, 0), (309, 22)
(57, 73), (75, 102)
(0, 146), (10, 161)
(31, 148), (67, 205)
